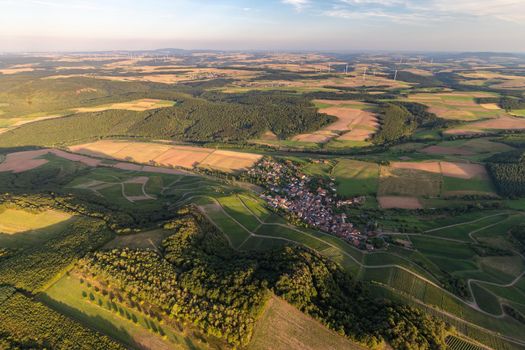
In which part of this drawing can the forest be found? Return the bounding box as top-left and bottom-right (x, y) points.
(0, 93), (333, 147)
(80, 208), (449, 349)
(0, 288), (124, 350)
(373, 104), (418, 144)
(487, 150), (525, 197)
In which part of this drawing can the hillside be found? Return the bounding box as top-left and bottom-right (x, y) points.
(248, 295), (368, 350)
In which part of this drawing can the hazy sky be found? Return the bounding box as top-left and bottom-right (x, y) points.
(1, 0), (524, 52)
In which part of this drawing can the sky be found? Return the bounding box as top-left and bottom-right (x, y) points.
(0, 0), (524, 52)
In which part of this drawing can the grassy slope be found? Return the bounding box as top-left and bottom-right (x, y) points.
(248, 295), (367, 350)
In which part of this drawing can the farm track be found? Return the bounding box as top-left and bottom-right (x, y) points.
(199, 195), (525, 346)
(161, 180), (525, 347)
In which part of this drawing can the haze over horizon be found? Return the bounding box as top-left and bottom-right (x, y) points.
(1, 0), (524, 53)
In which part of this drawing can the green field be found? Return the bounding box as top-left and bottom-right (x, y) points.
(248, 295), (365, 350)
(331, 159), (379, 196)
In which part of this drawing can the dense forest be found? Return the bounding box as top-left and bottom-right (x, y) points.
(487, 150), (525, 197)
(0, 287), (124, 350)
(80, 208), (449, 349)
(373, 104), (418, 144)
(476, 96), (525, 112)
(0, 93), (333, 147)
(0, 215), (114, 292)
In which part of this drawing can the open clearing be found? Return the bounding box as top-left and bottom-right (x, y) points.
(74, 99), (174, 113)
(292, 101), (378, 143)
(248, 294), (365, 350)
(69, 140), (262, 173)
(0, 208), (72, 234)
(104, 229), (172, 251)
(378, 196), (423, 209)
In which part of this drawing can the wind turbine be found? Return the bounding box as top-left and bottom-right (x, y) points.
(393, 69), (398, 81)
(363, 66), (368, 80)
(345, 63), (349, 75)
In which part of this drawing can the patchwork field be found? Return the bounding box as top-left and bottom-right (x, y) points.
(406, 92), (504, 121)
(445, 116), (525, 135)
(377, 161), (495, 208)
(0, 149), (101, 173)
(0, 208), (72, 234)
(69, 140), (262, 173)
(292, 100), (377, 144)
(459, 71), (525, 90)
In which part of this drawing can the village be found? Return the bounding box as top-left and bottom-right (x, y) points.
(246, 158), (370, 249)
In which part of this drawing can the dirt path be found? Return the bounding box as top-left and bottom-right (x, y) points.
(194, 196), (510, 318)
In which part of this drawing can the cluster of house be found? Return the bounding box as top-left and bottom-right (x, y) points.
(247, 159), (368, 247)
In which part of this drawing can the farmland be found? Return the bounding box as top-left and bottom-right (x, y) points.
(1, 50), (525, 350)
(69, 140), (262, 173)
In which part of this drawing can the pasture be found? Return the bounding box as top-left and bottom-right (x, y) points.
(331, 159), (380, 197)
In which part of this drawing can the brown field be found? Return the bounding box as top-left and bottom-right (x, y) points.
(421, 146), (475, 156)
(0, 149), (51, 173)
(293, 101), (377, 143)
(391, 161), (442, 174)
(445, 116), (525, 135)
(390, 161), (488, 179)
(480, 103), (500, 110)
(0, 149), (102, 173)
(74, 99), (174, 113)
(440, 162), (488, 179)
(69, 140), (262, 173)
(378, 196), (423, 209)
(0, 67), (35, 75)
(292, 130), (337, 143)
(0, 148), (195, 176)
